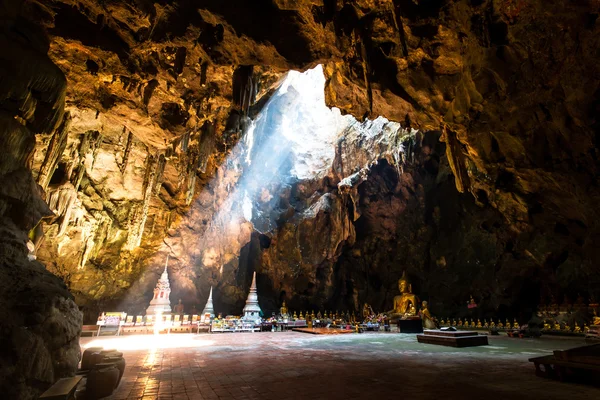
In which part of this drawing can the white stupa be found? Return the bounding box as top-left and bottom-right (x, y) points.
(201, 286), (215, 318)
(242, 272), (262, 321)
(146, 255), (172, 315)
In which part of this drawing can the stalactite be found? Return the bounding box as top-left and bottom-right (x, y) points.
(185, 171), (196, 205)
(390, 1), (409, 57)
(153, 154), (167, 193)
(197, 121), (215, 174)
(125, 150), (164, 250)
(440, 124), (470, 193)
(358, 34), (373, 117)
(47, 184), (78, 237)
(120, 130), (133, 174)
(37, 112), (71, 190)
(232, 65), (257, 115)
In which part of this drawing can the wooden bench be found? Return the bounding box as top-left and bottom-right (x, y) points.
(81, 325), (99, 337)
(529, 353), (600, 383)
(39, 375), (82, 400)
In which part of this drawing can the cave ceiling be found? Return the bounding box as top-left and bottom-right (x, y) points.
(10, 0), (600, 318)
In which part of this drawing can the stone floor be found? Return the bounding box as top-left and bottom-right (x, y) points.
(81, 332), (599, 400)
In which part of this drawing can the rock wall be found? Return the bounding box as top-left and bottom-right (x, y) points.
(0, 1), (82, 398)
(13, 0), (600, 324)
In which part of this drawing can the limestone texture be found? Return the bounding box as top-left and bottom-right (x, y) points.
(1, 3), (599, 395)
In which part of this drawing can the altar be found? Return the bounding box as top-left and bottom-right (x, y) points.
(398, 318), (423, 333)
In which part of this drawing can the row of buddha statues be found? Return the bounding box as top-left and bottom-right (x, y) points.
(278, 303), (367, 324)
(440, 317), (593, 334)
(538, 295), (599, 315)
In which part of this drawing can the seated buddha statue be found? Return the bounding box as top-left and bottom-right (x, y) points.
(386, 271), (419, 321)
(593, 310), (600, 326)
(293, 311), (298, 320)
(490, 320), (496, 328)
(476, 319), (482, 328)
(574, 324), (581, 334)
(451, 319), (456, 327)
(543, 321), (551, 330)
(553, 321), (561, 330)
(497, 320), (504, 329)
(513, 319), (519, 329)
(280, 301), (289, 317)
(457, 318), (463, 327)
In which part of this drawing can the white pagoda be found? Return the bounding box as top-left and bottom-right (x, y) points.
(242, 272), (262, 321)
(201, 286), (215, 318)
(146, 256), (172, 315)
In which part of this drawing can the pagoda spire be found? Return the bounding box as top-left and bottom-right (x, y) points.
(201, 286), (215, 318)
(146, 254), (172, 315)
(242, 272), (262, 321)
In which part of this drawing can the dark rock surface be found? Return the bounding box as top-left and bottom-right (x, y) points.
(0, 1), (82, 398)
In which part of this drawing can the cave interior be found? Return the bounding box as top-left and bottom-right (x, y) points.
(1, 0), (599, 398)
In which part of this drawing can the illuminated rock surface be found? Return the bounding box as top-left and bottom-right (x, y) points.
(1, 0), (600, 397)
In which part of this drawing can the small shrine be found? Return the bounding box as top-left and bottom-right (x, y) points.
(146, 256), (172, 315)
(201, 286), (215, 319)
(242, 272), (262, 321)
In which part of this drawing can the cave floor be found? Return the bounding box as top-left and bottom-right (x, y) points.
(81, 332), (599, 400)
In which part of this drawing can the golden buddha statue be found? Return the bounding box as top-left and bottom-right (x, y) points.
(483, 319), (488, 328)
(419, 301), (437, 329)
(387, 271), (419, 320)
(451, 319), (456, 327)
(498, 320), (504, 329)
(311, 310), (316, 320)
(554, 321), (561, 330)
(470, 319), (476, 328)
(280, 301), (288, 316)
(490, 320), (496, 328)
(476, 319), (482, 328)
(593, 310), (600, 326)
(504, 318), (510, 329)
(299, 311), (304, 319)
(574, 324), (581, 334)
(440, 318), (446, 326)
(543, 321), (551, 330)
(513, 319), (519, 329)
(293, 311), (298, 320)
(458, 318), (463, 327)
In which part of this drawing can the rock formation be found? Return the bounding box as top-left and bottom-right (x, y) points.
(0, 1), (82, 398)
(2, 0), (599, 395)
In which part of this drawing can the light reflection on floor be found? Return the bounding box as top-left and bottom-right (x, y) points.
(84, 334), (216, 351)
(81, 333), (599, 400)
